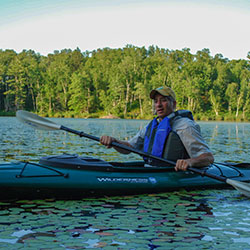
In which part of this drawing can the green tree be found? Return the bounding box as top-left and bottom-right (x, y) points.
(68, 69), (93, 114)
(0, 49), (17, 111)
(6, 54), (27, 110)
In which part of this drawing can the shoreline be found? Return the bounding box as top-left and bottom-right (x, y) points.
(0, 113), (249, 123)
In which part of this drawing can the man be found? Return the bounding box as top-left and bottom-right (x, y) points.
(100, 86), (214, 171)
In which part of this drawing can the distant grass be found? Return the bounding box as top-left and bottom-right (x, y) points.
(1, 110), (249, 122)
(0, 111), (16, 116)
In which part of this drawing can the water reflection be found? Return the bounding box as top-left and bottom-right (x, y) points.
(199, 122), (250, 162)
(0, 118), (249, 163)
(0, 190), (249, 249)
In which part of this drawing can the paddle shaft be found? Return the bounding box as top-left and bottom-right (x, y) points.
(62, 125), (229, 183)
(61, 125), (176, 166)
(188, 167), (227, 183)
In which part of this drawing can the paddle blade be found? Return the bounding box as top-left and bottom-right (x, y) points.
(226, 179), (250, 198)
(16, 110), (61, 131)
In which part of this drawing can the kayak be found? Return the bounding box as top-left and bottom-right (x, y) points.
(1, 154), (250, 199)
(11, 111), (250, 199)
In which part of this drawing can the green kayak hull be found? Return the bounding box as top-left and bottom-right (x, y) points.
(0, 154), (249, 199)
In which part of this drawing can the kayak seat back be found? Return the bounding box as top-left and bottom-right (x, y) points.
(163, 131), (190, 162)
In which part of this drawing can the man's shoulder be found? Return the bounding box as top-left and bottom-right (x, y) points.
(172, 116), (198, 131)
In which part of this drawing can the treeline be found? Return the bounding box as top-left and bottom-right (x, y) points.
(0, 46), (250, 121)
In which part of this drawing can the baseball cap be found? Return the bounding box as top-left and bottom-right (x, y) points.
(150, 86), (176, 100)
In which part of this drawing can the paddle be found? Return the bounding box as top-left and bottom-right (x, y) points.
(16, 110), (176, 165)
(16, 110), (250, 198)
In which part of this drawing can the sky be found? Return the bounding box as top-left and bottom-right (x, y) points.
(0, 0), (250, 60)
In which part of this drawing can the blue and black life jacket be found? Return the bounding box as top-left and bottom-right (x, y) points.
(143, 110), (193, 165)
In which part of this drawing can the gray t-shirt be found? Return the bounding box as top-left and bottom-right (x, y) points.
(128, 116), (211, 159)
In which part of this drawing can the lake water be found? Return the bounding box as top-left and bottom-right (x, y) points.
(0, 117), (250, 249)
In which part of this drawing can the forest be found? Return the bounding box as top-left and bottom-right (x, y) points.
(0, 45), (249, 121)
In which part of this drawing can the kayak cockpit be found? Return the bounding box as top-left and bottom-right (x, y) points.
(39, 154), (174, 172)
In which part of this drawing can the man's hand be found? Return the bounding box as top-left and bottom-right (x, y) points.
(175, 159), (192, 171)
(100, 136), (116, 148)
(100, 135), (133, 154)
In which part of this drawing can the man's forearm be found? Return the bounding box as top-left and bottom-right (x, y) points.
(175, 152), (214, 171)
(113, 139), (133, 154)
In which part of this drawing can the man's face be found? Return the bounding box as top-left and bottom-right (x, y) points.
(154, 93), (176, 120)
